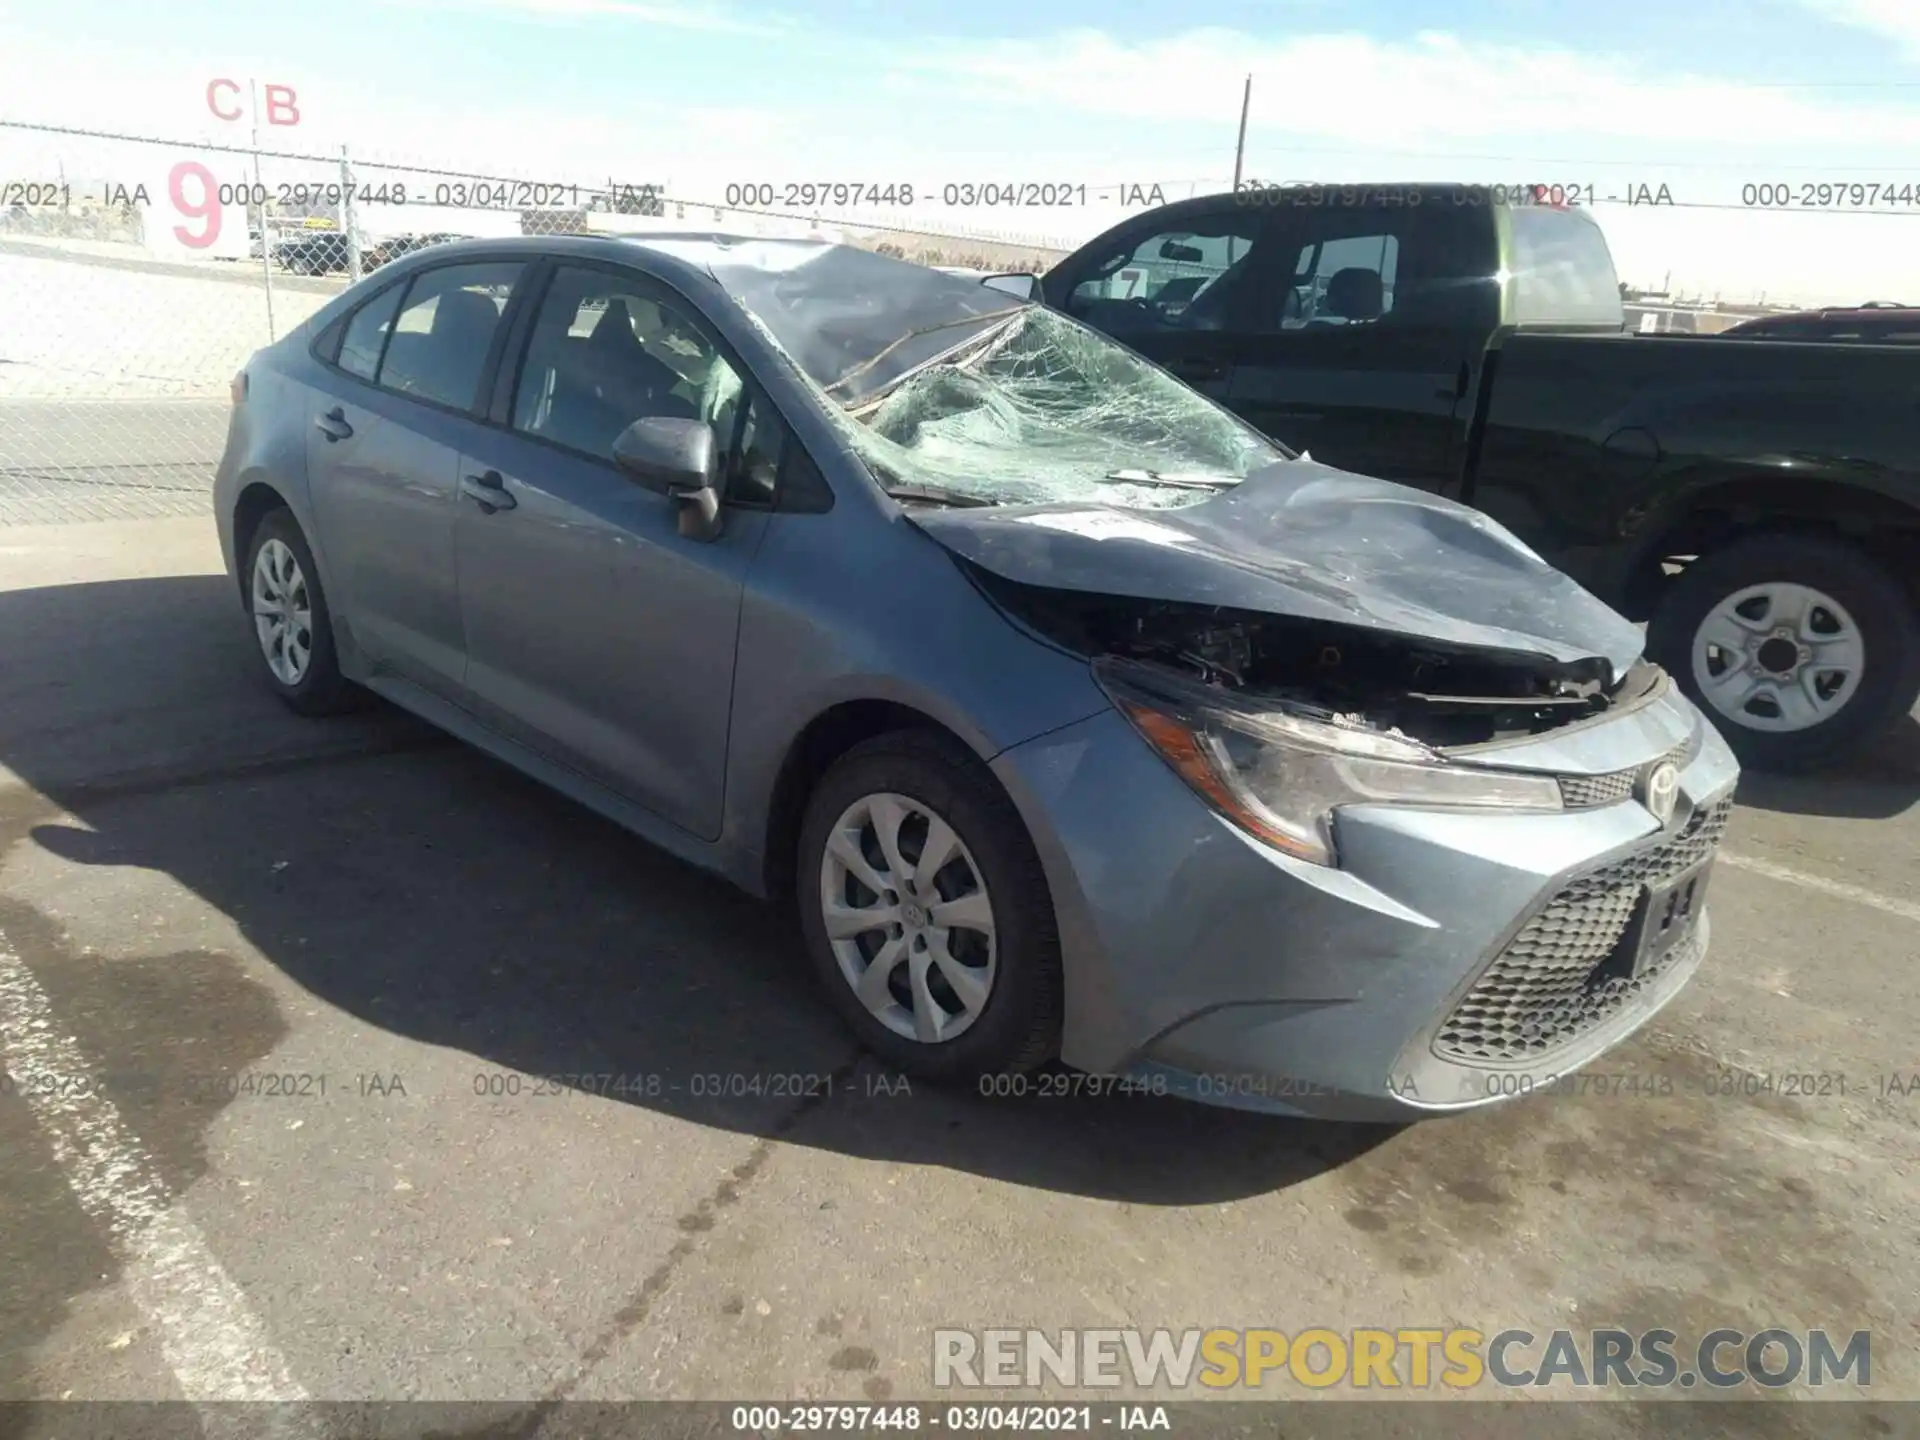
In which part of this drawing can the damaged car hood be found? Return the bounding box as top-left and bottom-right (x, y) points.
(909, 461), (1646, 680)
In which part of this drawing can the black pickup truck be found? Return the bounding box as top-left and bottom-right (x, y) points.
(1002, 186), (1920, 770)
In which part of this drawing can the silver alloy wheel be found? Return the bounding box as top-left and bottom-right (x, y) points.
(818, 791), (997, 1044)
(251, 538), (314, 687)
(1691, 580), (1865, 733)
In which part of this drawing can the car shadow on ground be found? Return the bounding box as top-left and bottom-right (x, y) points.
(0, 572), (1399, 1210)
(1728, 712), (1920, 820)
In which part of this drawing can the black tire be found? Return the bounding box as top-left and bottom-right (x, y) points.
(241, 508), (362, 717)
(1650, 533), (1920, 772)
(796, 729), (1063, 1084)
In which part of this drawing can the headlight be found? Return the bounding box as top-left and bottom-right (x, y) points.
(1095, 657), (1564, 867)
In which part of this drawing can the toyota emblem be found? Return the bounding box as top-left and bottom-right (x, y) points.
(1640, 761), (1681, 825)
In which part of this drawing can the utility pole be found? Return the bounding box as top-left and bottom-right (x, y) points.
(1231, 74), (1252, 192)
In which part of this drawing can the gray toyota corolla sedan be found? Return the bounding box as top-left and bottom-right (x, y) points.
(213, 233), (1738, 1120)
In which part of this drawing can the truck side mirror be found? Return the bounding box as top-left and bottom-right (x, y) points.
(980, 273), (1040, 302)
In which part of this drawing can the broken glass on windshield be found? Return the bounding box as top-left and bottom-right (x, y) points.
(836, 307), (1285, 508)
(711, 243), (1290, 510)
(834, 307), (1287, 509)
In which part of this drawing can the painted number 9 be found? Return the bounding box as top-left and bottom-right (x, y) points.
(168, 160), (222, 248)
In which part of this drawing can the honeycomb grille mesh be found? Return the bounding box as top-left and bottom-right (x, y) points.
(1433, 796), (1733, 1065)
(1557, 742), (1692, 809)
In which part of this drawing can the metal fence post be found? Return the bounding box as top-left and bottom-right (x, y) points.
(251, 79), (277, 342)
(341, 145), (362, 286)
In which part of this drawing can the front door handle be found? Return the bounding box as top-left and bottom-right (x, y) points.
(314, 408), (353, 442)
(461, 470), (516, 513)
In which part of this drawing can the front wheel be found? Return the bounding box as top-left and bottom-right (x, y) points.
(796, 731), (1063, 1083)
(1650, 533), (1920, 771)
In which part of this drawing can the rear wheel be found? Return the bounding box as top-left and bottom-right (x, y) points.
(796, 731), (1062, 1083)
(1651, 533), (1920, 771)
(243, 508), (361, 716)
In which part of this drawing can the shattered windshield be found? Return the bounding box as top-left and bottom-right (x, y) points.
(836, 307), (1287, 509)
(707, 242), (1288, 510)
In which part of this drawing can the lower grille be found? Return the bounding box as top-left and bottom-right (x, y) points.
(1433, 796), (1733, 1065)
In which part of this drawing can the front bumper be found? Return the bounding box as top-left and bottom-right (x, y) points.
(989, 680), (1739, 1121)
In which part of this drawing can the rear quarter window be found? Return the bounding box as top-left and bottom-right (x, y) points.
(1502, 207), (1624, 329)
(338, 285), (405, 380)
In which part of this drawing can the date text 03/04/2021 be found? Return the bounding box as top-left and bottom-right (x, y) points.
(466, 1070), (910, 1101)
(728, 1405), (1173, 1433)
(1231, 180), (1678, 207)
(91, 174), (664, 214)
(720, 182), (1172, 209)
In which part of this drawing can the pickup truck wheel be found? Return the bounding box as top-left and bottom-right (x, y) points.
(1651, 534), (1920, 771)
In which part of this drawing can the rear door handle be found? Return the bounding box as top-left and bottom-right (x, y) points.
(1168, 358), (1230, 383)
(313, 408), (353, 442)
(461, 470), (516, 513)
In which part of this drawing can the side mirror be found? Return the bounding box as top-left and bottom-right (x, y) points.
(612, 416), (725, 541)
(980, 272), (1040, 302)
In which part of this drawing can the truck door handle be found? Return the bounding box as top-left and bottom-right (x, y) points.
(313, 408), (353, 442)
(461, 470), (516, 513)
(1168, 357), (1230, 383)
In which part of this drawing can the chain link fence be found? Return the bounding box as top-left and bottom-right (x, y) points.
(0, 120), (1071, 525)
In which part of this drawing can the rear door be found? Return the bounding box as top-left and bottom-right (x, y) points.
(451, 261), (776, 841)
(303, 258), (527, 701)
(1221, 201), (1486, 488)
(1042, 204), (1277, 402)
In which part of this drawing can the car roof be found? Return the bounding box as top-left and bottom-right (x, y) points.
(371, 231), (834, 295)
(364, 233), (1030, 406)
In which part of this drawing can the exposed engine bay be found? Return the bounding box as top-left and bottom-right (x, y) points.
(972, 568), (1655, 749)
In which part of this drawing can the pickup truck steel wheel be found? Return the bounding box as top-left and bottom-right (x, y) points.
(242, 508), (361, 717)
(1652, 534), (1920, 771)
(797, 730), (1062, 1082)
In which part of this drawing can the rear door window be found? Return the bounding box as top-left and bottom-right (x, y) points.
(376, 262), (525, 411)
(1277, 231), (1400, 329)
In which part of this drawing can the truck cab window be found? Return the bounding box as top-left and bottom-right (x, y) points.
(1063, 215), (1269, 334)
(1282, 233), (1400, 329)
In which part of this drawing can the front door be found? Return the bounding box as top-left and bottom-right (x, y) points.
(1044, 206), (1278, 404)
(453, 263), (777, 841)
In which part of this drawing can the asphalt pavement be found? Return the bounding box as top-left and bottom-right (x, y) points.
(0, 517), (1915, 1436)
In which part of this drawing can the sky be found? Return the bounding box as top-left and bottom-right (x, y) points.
(2, 0), (1919, 302)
